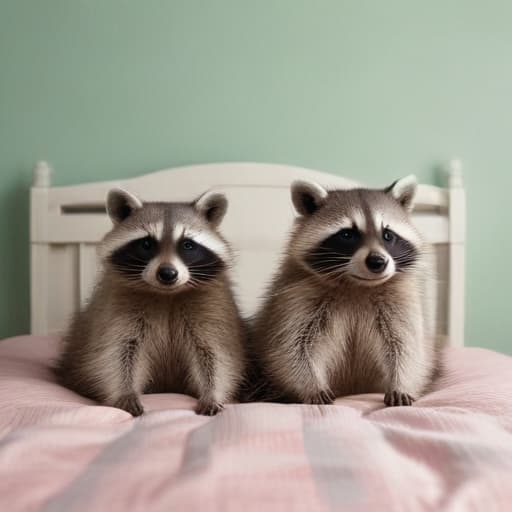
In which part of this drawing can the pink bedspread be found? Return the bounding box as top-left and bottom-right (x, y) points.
(1, 336), (512, 511)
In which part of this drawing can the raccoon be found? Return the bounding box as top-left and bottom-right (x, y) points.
(252, 176), (436, 407)
(55, 188), (245, 416)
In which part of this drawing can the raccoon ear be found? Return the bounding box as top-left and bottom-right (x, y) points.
(106, 188), (143, 224)
(194, 191), (228, 227)
(385, 175), (418, 212)
(291, 180), (328, 216)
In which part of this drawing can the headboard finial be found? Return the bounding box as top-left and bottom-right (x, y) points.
(446, 158), (463, 188)
(33, 161), (52, 188)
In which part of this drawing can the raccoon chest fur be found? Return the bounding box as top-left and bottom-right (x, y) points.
(135, 302), (203, 395)
(326, 298), (388, 395)
(277, 291), (385, 397)
(137, 310), (180, 394)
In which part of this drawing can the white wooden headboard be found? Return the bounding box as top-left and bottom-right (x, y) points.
(30, 160), (466, 346)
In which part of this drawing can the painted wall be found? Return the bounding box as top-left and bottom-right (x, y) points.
(0, 1), (511, 352)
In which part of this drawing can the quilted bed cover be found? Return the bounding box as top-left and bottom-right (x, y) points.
(0, 335), (511, 512)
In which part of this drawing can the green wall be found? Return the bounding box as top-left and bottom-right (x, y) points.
(1, 1), (511, 352)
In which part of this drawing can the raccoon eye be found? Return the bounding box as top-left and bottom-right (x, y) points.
(383, 229), (395, 242)
(140, 237), (155, 251)
(182, 239), (196, 251)
(339, 228), (357, 240)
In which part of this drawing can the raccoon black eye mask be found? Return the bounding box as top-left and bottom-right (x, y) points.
(110, 236), (160, 277)
(307, 225), (418, 276)
(251, 175), (437, 407)
(55, 188), (245, 417)
(110, 235), (224, 283)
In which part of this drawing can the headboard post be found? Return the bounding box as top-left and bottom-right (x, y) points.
(33, 161), (52, 188)
(445, 158), (466, 347)
(30, 161), (52, 334)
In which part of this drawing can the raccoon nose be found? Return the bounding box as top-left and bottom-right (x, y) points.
(157, 265), (178, 285)
(365, 253), (388, 273)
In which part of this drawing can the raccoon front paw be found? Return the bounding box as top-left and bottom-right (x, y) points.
(195, 400), (223, 416)
(305, 389), (335, 405)
(384, 391), (414, 407)
(113, 393), (144, 416)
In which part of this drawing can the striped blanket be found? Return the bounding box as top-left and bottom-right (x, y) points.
(0, 335), (511, 511)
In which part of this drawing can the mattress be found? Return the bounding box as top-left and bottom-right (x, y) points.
(0, 335), (511, 512)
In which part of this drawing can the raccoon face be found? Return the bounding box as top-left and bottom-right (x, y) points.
(290, 176), (422, 286)
(100, 188), (231, 293)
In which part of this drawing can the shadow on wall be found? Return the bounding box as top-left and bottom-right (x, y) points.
(0, 167), (31, 338)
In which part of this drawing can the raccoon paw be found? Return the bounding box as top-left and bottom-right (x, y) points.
(195, 400), (223, 416)
(113, 393), (144, 416)
(384, 391), (414, 407)
(306, 389), (335, 405)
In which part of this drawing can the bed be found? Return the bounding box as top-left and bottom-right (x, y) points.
(1, 160), (511, 511)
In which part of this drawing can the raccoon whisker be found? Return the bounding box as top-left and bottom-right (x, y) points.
(189, 263), (225, 272)
(314, 263), (349, 271)
(111, 261), (148, 268)
(395, 253), (418, 259)
(315, 269), (349, 277)
(316, 266), (348, 278)
(112, 271), (143, 278)
(308, 253), (352, 259)
(187, 261), (223, 269)
(122, 256), (153, 264)
(319, 271), (347, 279)
(308, 259), (352, 265)
(190, 268), (229, 276)
(395, 260), (417, 266)
(188, 268), (217, 274)
(310, 257), (351, 262)
(311, 258), (351, 264)
(189, 272), (217, 280)
(394, 257), (418, 265)
(310, 259), (351, 266)
(113, 270), (144, 276)
(396, 263), (419, 270)
(310, 250), (351, 255)
(399, 250), (417, 257)
(118, 277), (145, 283)
(188, 277), (209, 289)
(309, 250), (351, 255)
(308, 267), (339, 278)
(111, 261), (147, 268)
(308, 252), (352, 259)
(308, 254), (347, 259)
(394, 248), (417, 255)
